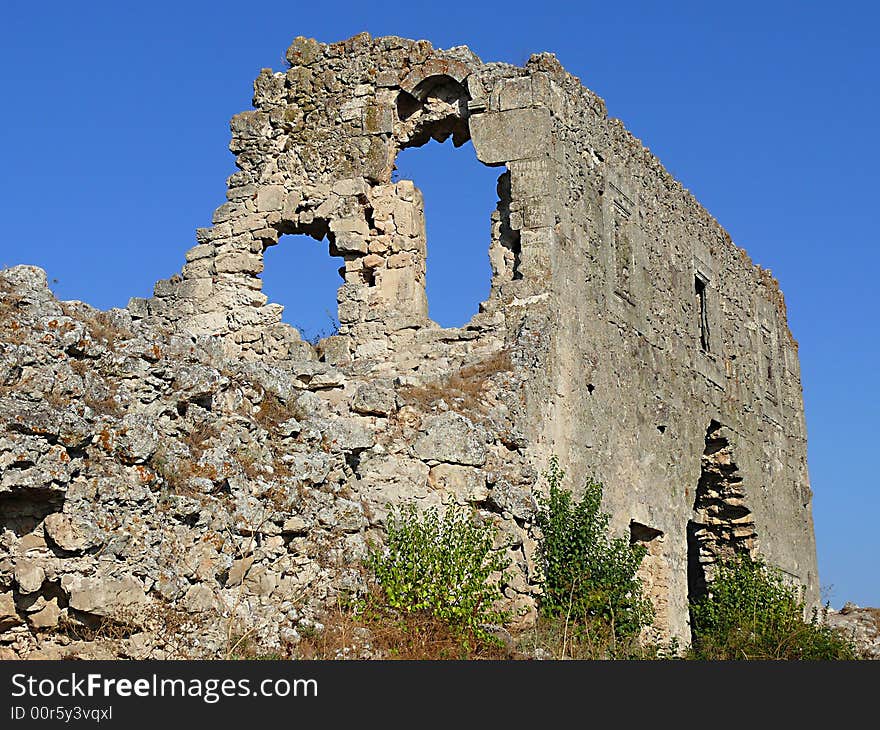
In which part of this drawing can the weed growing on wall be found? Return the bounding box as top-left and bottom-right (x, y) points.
(367, 502), (510, 641)
(533, 457), (653, 643)
(689, 553), (858, 660)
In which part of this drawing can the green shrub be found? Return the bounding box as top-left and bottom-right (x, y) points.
(689, 553), (858, 660)
(367, 502), (510, 639)
(533, 457), (653, 642)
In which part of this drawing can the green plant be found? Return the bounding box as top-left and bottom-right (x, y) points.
(689, 553), (858, 660)
(367, 502), (510, 641)
(534, 457), (653, 643)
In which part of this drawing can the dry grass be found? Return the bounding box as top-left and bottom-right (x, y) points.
(54, 613), (140, 643)
(83, 388), (124, 418)
(151, 422), (221, 497)
(297, 600), (517, 660)
(514, 614), (669, 660)
(60, 305), (134, 352)
(0, 278), (29, 345)
(254, 391), (304, 431)
(398, 349), (512, 415)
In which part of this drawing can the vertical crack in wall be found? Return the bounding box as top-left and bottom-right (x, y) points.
(687, 420), (757, 603)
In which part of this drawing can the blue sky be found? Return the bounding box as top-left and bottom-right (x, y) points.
(1, 1), (877, 607)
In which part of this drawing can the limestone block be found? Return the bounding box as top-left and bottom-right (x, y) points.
(215, 251), (263, 275)
(226, 556), (254, 588)
(362, 253), (384, 269)
(339, 100), (364, 123)
(183, 583), (215, 613)
(322, 417), (375, 451)
(0, 592), (22, 630)
(177, 278), (213, 299)
(364, 136), (392, 182)
(509, 157), (554, 197)
(282, 516), (308, 534)
(226, 183), (258, 202)
(182, 311), (228, 336)
(387, 251), (419, 269)
(498, 76), (534, 111)
(282, 191), (302, 221)
(357, 453), (430, 503)
(44, 513), (97, 553)
(116, 413), (160, 464)
(519, 198), (555, 229)
(243, 566), (278, 596)
(333, 232), (368, 255)
(414, 413), (487, 466)
(14, 559), (45, 595)
(185, 244), (215, 262)
(391, 196), (424, 238)
(256, 185), (285, 212)
(330, 216), (371, 237)
(63, 574), (148, 618)
(230, 110), (271, 139)
(182, 258), (214, 280)
(153, 278), (178, 298)
(28, 598), (61, 630)
(488, 480), (534, 520)
(317, 498), (366, 532)
(319, 335), (351, 366)
(375, 266), (426, 315)
(212, 202), (245, 225)
(352, 381), (396, 416)
(332, 178), (368, 197)
(470, 108), (552, 164)
(428, 464), (489, 503)
(231, 214), (270, 235)
(127, 297), (150, 318)
(363, 104), (394, 134)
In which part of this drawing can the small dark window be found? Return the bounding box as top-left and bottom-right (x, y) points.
(695, 275), (710, 352)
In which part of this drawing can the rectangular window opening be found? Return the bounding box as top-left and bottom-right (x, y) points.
(695, 274), (710, 353)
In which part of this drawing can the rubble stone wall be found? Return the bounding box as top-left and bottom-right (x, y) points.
(0, 33), (817, 656)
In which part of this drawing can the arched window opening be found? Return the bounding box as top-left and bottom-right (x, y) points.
(393, 138), (501, 329)
(260, 232), (344, 344)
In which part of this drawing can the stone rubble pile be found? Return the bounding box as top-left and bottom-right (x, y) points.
(0, 265), (539, 659)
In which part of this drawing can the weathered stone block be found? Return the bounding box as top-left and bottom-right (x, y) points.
(0, 592), (22, 630)
(256, 185), (285, 212)
(498, 76), (534, 111)
(428, 464), (488, 503)
(14, 560), (45, 595)
(470, 108), (552, 164)
(352, 381), (396, 416)
(414, 413), (487, 466)
(215, 251), (263, 275)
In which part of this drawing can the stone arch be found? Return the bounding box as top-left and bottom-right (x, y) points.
(687, 419), (758, 603)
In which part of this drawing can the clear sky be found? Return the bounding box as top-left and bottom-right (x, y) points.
(2, 1), (877, 607)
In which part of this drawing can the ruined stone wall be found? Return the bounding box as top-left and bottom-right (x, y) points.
(118, 32), (817, 644)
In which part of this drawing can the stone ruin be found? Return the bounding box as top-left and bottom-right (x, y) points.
(0, 33), (818, 656)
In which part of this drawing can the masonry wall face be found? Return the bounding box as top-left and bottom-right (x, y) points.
(133, 33), (818, 642)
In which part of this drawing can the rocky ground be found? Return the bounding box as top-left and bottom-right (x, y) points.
(825, 604), (880, 660)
